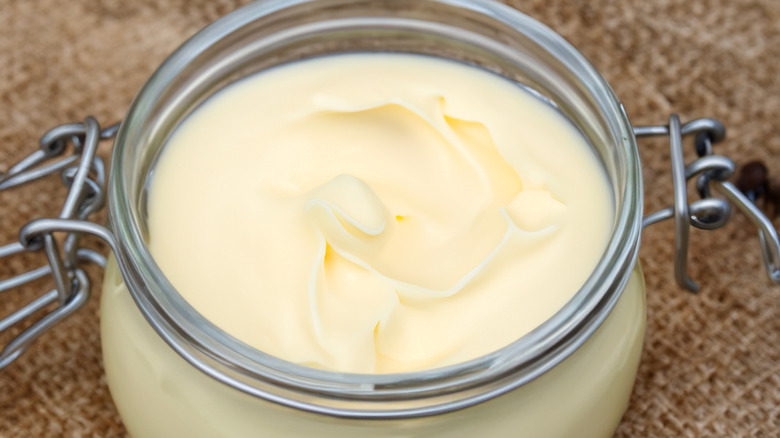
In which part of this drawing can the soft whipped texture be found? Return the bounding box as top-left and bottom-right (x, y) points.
(148, 53), (613, 374)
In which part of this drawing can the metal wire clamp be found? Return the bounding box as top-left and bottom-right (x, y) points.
(0, 115), (778, 370)
(636, 114), (780, 292)
(0, 117), (118, 369)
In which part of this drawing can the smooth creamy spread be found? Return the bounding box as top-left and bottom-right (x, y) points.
(147, 53), (613, 373)
(102, 258), (645, 438)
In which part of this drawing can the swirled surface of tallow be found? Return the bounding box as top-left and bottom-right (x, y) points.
(148, 54), (613, 373)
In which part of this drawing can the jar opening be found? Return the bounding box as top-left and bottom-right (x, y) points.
(108, 0), (641, 417)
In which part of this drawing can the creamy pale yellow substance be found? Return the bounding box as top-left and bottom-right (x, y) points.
(102, 258), (645, 438)
(146, 54), (614, 374)
(103, 54), (645, 437)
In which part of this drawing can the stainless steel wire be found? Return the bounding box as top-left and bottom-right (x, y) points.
(636, 115), (780, 291)
(0, 117), (118, 369)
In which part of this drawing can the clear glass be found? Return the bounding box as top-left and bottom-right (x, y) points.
(106, 0), (642, 422)
(101, 258), (646, 437)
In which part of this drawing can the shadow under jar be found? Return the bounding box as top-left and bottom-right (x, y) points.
(100, 0), (645, 437)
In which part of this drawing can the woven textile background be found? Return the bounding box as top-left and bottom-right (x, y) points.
(1, 1), (779, 436)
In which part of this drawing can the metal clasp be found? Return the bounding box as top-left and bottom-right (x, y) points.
(0, 117), (118, 369)
(636, 115), (780, 292)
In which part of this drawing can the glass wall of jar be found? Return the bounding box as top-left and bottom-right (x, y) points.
(102, 1), (644, 437)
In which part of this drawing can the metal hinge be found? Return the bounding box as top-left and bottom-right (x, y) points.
(636, 115), (780, 291)
(0, 117), (118, 369)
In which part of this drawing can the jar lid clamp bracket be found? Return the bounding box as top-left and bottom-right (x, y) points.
(0, 117), (120, 369)
(0, 113), (778, 370)
(636, 114), (780, 291)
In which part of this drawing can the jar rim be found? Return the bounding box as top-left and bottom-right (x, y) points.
(107, 0), (642, 418)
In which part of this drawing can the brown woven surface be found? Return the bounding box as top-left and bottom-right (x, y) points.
(1, 0), (779, 436)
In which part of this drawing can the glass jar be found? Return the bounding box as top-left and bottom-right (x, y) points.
(100, 0), (645, 436)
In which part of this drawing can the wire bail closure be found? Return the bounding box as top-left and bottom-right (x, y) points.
(0, 115), (778, 369)
(0, 117), (118, 369)
(636, 115), (780, 292)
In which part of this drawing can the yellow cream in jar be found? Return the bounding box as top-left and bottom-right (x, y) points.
(145, 53), (614, 374)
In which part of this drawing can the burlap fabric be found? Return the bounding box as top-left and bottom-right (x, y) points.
(1, 1), (778, 436)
